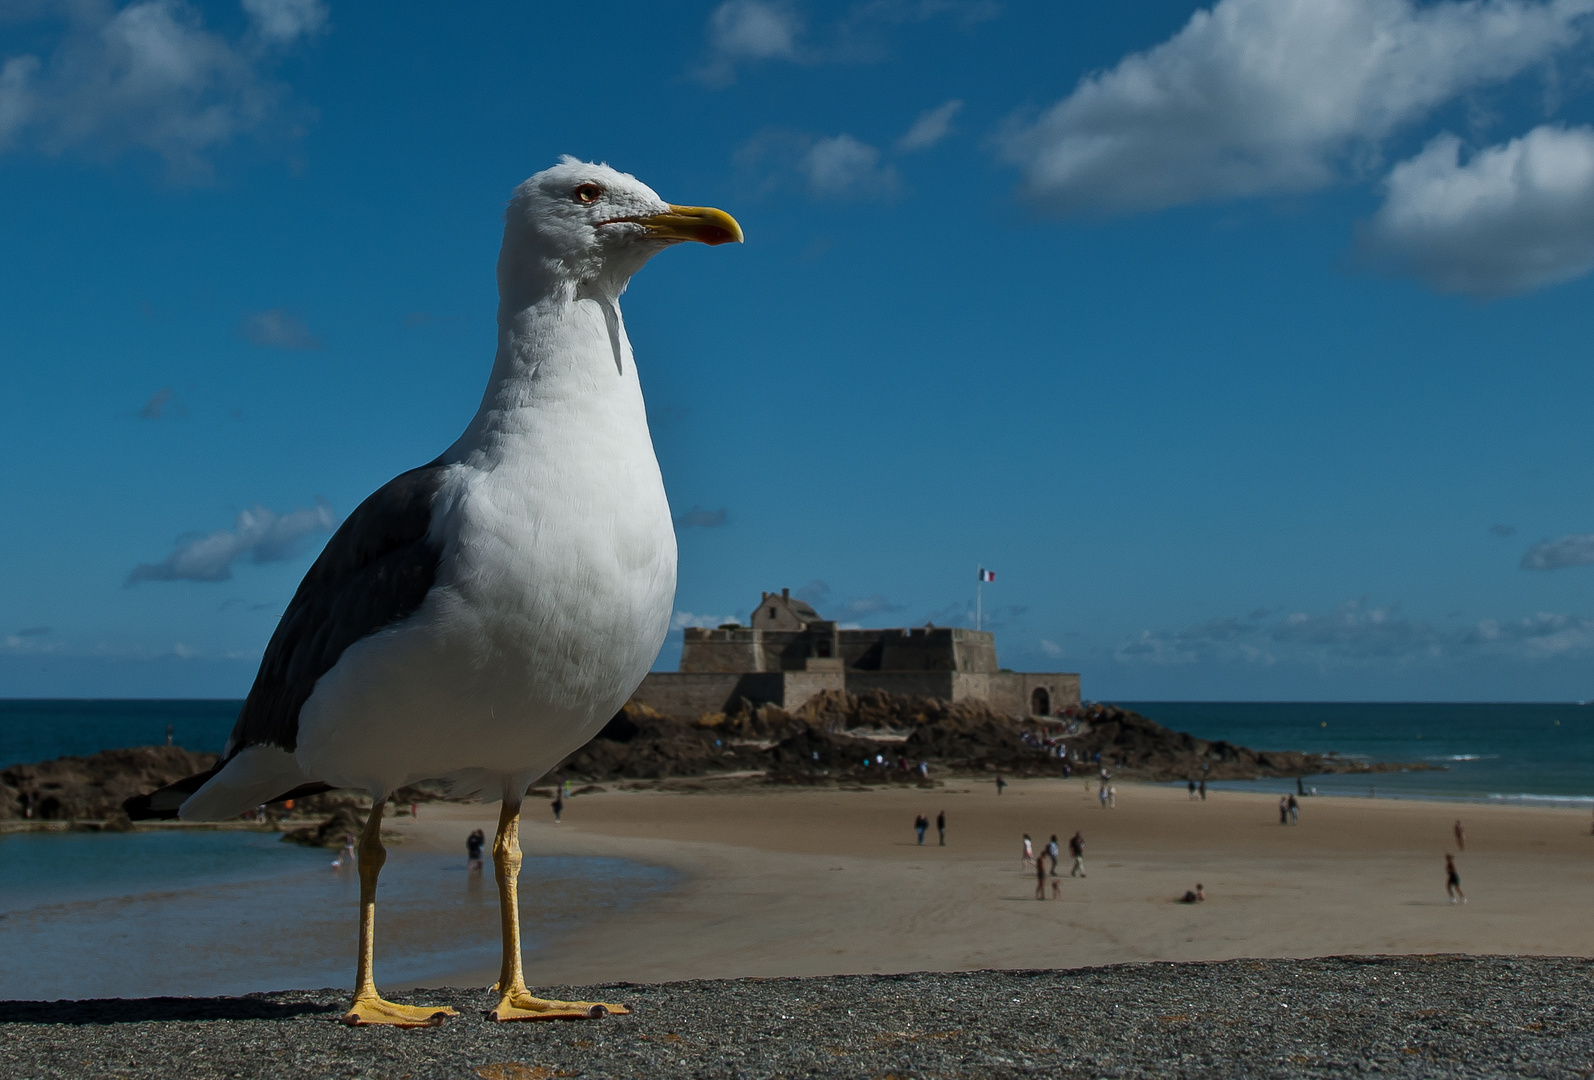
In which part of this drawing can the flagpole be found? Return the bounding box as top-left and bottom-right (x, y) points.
(976, 565), (982, 632)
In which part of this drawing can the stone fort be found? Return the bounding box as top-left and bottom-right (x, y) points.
(630, 588), (1081, 718)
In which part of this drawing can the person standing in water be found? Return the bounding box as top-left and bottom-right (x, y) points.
(1445, 853), (1466, 904)
(466, 829), (485, 873)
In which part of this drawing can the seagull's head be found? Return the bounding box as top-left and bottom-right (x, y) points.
(500, 157), (742, 302)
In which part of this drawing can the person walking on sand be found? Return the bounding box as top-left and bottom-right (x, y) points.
(1107, 784), (1116, 808)
(1069, 831), (1086, 877)
(1046, 834), (1060, 876)
(936, 809), (946, 846)
(1188, 779), (1197, 800)
(1446, 853), (1466, 904)
(1454, 819), (1466, 851)
(1098, 782), (1109, 810)
(551, 791), (564, 823)
(915, 813), (928, 845)
(996, 776), (1007, 796)
(1279, 796), (1289, 825)
(1035, 852), (1049, 900)
(1198, 778), (1206, 801)
(1287, 793), (1299, 824)
(1022, 833), (1034, 869)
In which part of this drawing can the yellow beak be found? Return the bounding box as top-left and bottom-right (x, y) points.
(630, 205), (744, 246)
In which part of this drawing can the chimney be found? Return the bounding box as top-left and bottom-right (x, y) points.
(782, 587), (790, 600)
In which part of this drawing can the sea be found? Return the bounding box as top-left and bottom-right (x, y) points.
(0, 699), (676, 1002)
(2, 699), (1591, 1000)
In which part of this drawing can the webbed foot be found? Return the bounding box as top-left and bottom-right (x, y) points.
(488, 989), (630, 1022)
(341, 994), (458, 1027)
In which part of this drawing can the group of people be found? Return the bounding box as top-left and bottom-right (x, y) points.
(913, 811), (947, 845)
(1023, 831), (1086, 899)
(1277, 794), (1300, 824)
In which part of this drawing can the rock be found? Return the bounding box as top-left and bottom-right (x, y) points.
(280, 805), (366, 848)
(1, 746), (219, 821)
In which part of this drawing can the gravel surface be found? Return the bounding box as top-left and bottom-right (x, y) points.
(3, 956), (1591, 1078)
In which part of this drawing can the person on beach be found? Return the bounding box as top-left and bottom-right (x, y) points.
(1046, 835), (1060, 876)
(333, 832), (356, 869)
(1107, 784), (1116, 808)
(1446, 853), (1466, 904)
(996, 776), (1007, 796)
(937, 810), (946, 846)
(1198, 778), (1206, 801)
(551, 792), (564, 823)
(915, 813), (929, 845)
(1188, 779), (1197, 800)
(1287, 794), (1299, 824)
(1069, 831), (1086, 877)
(466, 829), (485, 873)
(1454, 820), (1466, 851)
(1035, 853), (1049, 900)
(1279, 796), (1289, 825)
(1022, 833), (1034, 869)
(1178, 884), (1205, 904)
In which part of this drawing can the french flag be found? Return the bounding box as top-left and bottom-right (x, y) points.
(978, 568), (995, 583)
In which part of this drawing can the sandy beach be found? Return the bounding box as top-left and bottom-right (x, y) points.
(378, 778), (1594, 989)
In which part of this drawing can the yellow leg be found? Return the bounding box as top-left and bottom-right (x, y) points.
(488, 797), (629, 1022)
(341, 800), (459, 1027)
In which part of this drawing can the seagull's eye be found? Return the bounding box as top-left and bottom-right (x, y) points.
(574, 183), (602, 204)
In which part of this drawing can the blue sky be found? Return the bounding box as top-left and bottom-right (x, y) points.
(5, 0), (1594, 701)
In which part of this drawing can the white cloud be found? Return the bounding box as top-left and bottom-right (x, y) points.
(239, 307), (321, 349)
(896, 98), (962, 152)
(1039, 638), (1063, 657)
(695, 0), (801, 85)
(695, 0), (993, 85)
(1360, 126), (1594, 296)
(0, 0), (327, 179)
(800, 134), (898, 198)
(1001, 0), (1594, 216)
(671, 610), (741, 630)
(240, 0), (328, 45)
(128, 499), (336, 583)
(1521, 532), (1594, 569)
(1271, 600), (1441, 660)
(1465, 612), (1594, 655)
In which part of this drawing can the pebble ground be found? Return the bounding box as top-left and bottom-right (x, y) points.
(3, 955), (1591, 1078)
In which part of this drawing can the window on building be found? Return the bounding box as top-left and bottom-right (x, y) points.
(815, 638), (832, 658)
(768, 607), (776, 619)
(1032, 687), (1051, 716)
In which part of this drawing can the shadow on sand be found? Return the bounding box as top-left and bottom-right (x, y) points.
(0, 994), (341, 1025)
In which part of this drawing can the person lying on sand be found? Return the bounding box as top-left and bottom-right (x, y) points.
(1178, 884), (1205, 904)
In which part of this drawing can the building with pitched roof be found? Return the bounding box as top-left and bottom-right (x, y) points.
(630, 587), (1080, 718)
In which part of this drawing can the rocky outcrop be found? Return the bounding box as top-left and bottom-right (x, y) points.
(1, 746), (219, 821)
(550, 691), (1422, 785)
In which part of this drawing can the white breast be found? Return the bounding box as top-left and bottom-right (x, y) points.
(294, 295), (677, 797)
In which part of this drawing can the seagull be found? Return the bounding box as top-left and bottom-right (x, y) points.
(126, 158), (742, 1026)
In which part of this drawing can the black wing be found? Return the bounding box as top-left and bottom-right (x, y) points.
(228, 463), (449, 755)
(125, 464), (448, 821)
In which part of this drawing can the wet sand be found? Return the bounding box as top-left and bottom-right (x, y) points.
(379, 778), (1594, 989)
